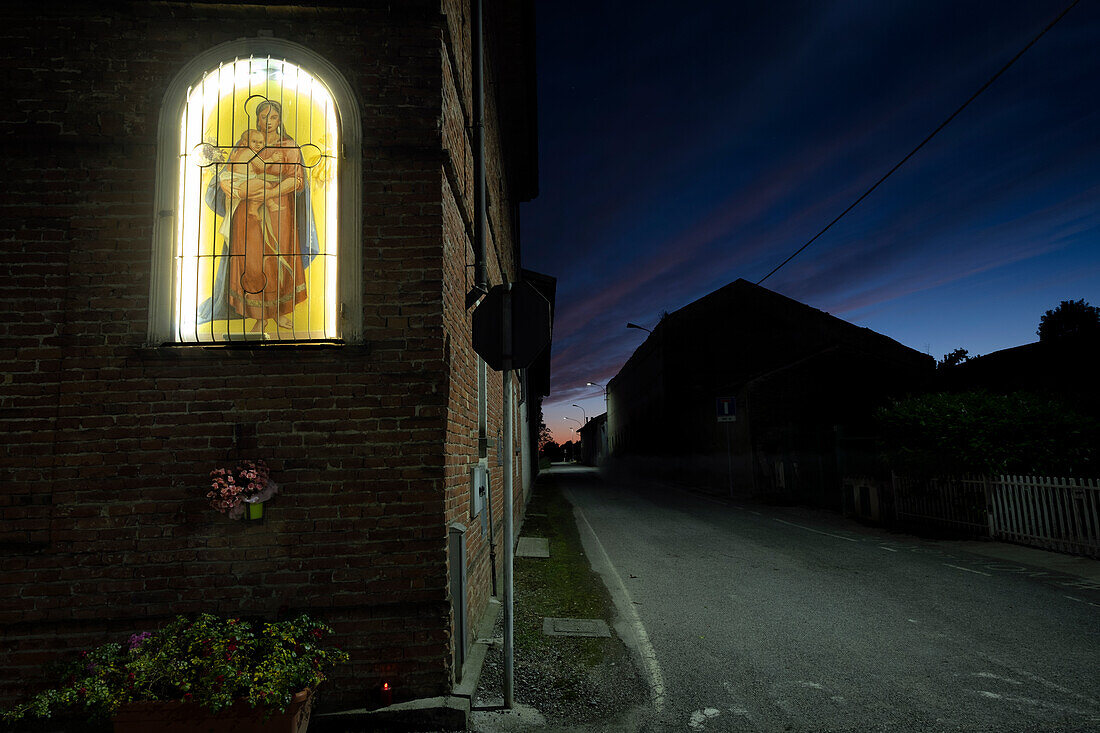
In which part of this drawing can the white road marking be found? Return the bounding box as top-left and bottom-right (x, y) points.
(688, 708), (721, 730)
(978, 690), (1002, 699)
(798, 681), (824, 689)
(750, 510), (762, 515)
(944, 563), (991, 576)
(773, 518), (858, 542)
(774, 698), (797, 715)
(1064, 594), (1100, 608)
(1000, 694), (1090, 715)
(571, 498), (666, 714)
(976, 652), (1100, 707)
(830, 695), (845, 703)
(907, 618), (919, 623)
(879, 545), (898, 552)
(970, 672), (1022, 685)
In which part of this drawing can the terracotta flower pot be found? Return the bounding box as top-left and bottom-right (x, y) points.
(112, 688), (313, 733)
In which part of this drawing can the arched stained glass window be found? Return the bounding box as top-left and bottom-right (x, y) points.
(151, 41), (360, 345)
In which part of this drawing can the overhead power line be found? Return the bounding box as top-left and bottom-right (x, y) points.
(756, 0), (1082, 286)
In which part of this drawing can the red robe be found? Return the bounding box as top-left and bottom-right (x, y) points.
(225, 142), (307, 322)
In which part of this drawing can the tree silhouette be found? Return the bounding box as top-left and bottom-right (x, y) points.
(538, 413), (553, 451)
(1037, 299), (1100, 341)
(937, 348), (970, 370)
(540, 440), (562, 462)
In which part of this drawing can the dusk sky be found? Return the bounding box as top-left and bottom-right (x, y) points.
(521, 1), (1100, 444)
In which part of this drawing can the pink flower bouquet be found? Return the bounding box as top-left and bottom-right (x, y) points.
(206, 460), (279, 519)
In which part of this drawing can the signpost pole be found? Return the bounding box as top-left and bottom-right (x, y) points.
(502, 283), (514, 710)
(717, 397), (736, 498)
(468, 279), (549, 711)
(726, 422), (734, 498)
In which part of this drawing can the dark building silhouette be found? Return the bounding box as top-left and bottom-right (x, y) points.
(578, 412), (608, 467)
(607, 279), (933, 507)
(943, 335), (1100, 416)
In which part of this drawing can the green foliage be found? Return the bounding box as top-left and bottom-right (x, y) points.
(1037, 299), (1100, 341)
(876, 391), (1098, 476)
(2, 614), (348, 725)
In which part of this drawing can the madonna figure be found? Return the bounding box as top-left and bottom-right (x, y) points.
(198, 99), (319, 334)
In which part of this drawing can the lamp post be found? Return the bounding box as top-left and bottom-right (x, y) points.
(586, 381), (607, 409)
(571, 404), (587, 424)
(626, 322), (653, 334)
(563, 416), (581, 459)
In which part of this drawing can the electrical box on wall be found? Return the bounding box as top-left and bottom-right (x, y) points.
(470, 465), (488, 517)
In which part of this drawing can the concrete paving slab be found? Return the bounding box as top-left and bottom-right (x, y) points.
(516, 536), (550, 558)
(542, 617), (611, 638)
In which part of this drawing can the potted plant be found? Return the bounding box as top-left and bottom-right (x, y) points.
(208, 459), (279, 520)
(1, 613), (348, 732)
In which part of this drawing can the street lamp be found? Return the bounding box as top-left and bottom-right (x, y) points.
(571, 404), (587, 424)
(563, 416), (581, 440)
(626, 322), (653, 334)
(586, 381), (608, 416)
(587, 381), (607, 406)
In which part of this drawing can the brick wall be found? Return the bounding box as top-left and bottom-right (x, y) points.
(439, 0), (525, 666)
(0, 0), (530, 712)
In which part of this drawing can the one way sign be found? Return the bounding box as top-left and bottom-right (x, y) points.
(716, 397), (737, 423)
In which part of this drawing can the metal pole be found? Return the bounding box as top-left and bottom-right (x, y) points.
(726, 422), (733, 498)
(486, 471), (497, 597)
(502, 283), (514, 709)
(465, 0), (488, 307)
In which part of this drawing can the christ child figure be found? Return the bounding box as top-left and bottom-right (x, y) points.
(235, 129), (285, 216)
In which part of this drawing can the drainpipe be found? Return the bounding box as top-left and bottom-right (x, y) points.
(465, 0), (489, 309)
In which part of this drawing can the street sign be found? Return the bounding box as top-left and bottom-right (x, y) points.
(716, 397), (737, 422)
(472, 282), (551, 371)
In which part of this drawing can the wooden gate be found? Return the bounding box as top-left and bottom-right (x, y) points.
(891, 473), (990, 537)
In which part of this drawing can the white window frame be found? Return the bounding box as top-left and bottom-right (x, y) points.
(148, 38), (361, 345)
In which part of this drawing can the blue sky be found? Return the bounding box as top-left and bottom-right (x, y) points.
(520, 1), (1100, 443)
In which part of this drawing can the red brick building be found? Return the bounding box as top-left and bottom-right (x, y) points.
(0, 0), (544, 717)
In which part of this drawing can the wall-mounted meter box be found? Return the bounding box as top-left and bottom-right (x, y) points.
(470, 465), (488, 518)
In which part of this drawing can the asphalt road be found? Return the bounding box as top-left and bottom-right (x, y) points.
(554, 466), (1100, 733)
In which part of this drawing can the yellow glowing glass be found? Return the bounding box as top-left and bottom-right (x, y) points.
(174, 57), (339, 342)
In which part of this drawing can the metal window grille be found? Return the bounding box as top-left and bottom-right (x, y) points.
(174, 56), (339, 343)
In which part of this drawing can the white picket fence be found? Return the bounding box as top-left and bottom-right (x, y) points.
(891, 473), (1100, 558)
(988, 476), (1100, 557)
